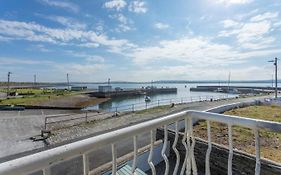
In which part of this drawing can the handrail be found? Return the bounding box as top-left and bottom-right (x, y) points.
(0, 109), (280, 175)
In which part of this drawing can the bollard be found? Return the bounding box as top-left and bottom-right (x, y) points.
(145, 103), (147, 109)
(132, 104), (134, 112)
(85, 112), (88, 122)
(158, 100), (160, 107)
(181, 98), (183, 104)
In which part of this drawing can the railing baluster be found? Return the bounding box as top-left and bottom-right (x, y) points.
(111, 144), (117, 175)
(162, 125), (169, 175)
(180, 119), (189, 175)
(131, 135), (138, 174)
(254, 129), (261, 175)
(228, 124), (233, 175)
(189, 118), (198, 175)
(205, 120), (212, 175)
(172, 121), (180, 175)
(148, 130), (156, 175)
(83, 153), (89, 175)
(43, 167), (51, 175)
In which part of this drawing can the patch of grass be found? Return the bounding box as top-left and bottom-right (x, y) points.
(193, 105), (281, 163)
(0, 88), (78, 105)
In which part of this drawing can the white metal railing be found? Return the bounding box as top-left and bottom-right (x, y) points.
(0, 110), (281, 175)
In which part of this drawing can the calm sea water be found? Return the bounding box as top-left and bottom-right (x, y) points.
(76, 82), (272, 111)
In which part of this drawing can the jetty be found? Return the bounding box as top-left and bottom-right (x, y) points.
(88, 86), (177, 98)
(190, 85), (277, 94)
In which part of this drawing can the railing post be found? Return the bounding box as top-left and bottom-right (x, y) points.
(254, 129), (261, 175)
(43, 167), (51, 175)
(83, 154), (89, 175)
(228, 124), (233, 175)
(112, 144), (117, 175)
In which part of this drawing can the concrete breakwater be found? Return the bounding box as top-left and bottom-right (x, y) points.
(87, 87), (177, 98)
(190, 85), (277, 94)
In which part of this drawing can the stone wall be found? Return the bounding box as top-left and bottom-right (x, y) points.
(157, 129), (281, 175)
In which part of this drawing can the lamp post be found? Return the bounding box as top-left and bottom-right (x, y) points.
(67, 73), (70, 90)
(7, 72), (12, 97)
(268, 58), (278, 99)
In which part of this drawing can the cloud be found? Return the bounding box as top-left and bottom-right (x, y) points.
(42, 15), (86, 30)
(39, 0), (79, 13)
(65, 50), (105, 63)
(0, 57), (53, 65)
(154, 22), (170, 30)
(214, 0), (253, 6)
(221, 19), (240, 28)
(104, 0), (127, 11)
(128, 1), (147, 14)
(250, 12), (279, 22)
(125, 37), (239, 64)
(85, 56), (105, 63)
(0, 19), (134, 51)
(30, 44), (51, 52)
(109, 14), (134, 32)
(219, 11), (280, 49)
(56, 63), (108, 75)
(0, 35), (11, 42)
(120, 36), (281, 68)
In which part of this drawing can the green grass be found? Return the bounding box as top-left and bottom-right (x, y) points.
(193, 105), (281, 162)
(0, 88), (78, 105)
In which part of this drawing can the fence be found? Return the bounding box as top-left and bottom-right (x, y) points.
(44, 94), (230, 130)
(1, 109), (281, 175)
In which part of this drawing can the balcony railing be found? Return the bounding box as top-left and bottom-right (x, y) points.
(0, 109), (280, 175)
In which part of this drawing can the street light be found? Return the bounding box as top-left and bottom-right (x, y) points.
(67, 73), (70, 90)
(7, 72), (12, 97)
(268, 57), (279, 99)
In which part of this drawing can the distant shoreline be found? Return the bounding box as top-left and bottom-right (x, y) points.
(0, 80), (279, 87)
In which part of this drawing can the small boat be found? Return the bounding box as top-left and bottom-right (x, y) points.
(145, 96), (151, 102)
(214, 88), (223, 93)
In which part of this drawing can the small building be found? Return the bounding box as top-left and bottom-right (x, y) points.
(98, 85), (112, 92)
(71, 86), (87, 91)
